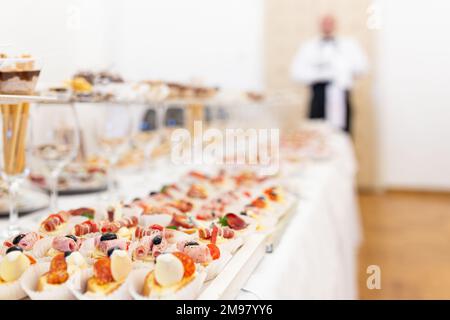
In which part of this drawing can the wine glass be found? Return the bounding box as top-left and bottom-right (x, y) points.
(0, 102), (32, 238)
(133, 101), (168, 170)
(30, 103), (80, 212)
(95, 103), (132, 201)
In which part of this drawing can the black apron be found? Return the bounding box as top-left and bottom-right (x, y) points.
(309, 82), (352, 134)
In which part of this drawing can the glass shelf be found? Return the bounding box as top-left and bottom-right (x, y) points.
(0, 94), (58, 104)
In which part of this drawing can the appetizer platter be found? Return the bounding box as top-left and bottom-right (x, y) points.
(0, 44), (345, 301)
(264, 199), (298, 253)
(0, 168), (298, 299)
(280, 126), (333, 163)
(30, 163), (108, 195)
(0, 188), (49, 217)
(197, 233), (268, 299)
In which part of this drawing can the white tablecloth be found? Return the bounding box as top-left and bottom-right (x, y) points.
(0, 129), (361, 300)
(238, 132), (362, 299)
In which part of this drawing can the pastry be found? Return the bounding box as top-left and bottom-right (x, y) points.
(37, 252), (87, 291)
(86, 249), (132, 296)
(0, 247), (35, 284)
(142, 252), (198, 298)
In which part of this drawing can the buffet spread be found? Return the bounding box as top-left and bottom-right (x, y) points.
(0, 53), (358, 300)
(0, 166), (301, 300)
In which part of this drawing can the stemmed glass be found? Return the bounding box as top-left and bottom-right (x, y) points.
(95, 103), (132, 201)
(0, 102), (32, 238)
(0, 55), (42, 238)
(30, 103), (80, 212)
(134, 82), (170, 180)
(133, 100), (168, 173)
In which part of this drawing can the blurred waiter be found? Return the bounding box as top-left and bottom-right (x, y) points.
(290, 15), (368, 134)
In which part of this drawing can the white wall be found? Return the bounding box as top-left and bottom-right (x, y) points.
(107, 0), (263, 90)
(0, 0), (110, 87)
(0, 0), (264, 91)
(376, 0), (450, 190)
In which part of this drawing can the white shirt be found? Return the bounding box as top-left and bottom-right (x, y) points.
(290, 36), (368, 129)
(290, 36), (368, 90)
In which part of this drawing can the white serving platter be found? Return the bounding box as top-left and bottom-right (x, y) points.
(265, 198), (299, 253)
(197, 233), (268, 300)
(197, 196), (298, 299)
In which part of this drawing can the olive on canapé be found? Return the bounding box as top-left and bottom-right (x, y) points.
(100, 232), (117, 242)
(6, 246), (23, 254)
(107, 246), (121, 257)
(12, 234), (26, 245)
(152, 235), (162, 245)
(65, 235), (78, 242)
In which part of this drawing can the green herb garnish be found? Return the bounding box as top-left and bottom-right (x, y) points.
(218, 216), (228, 227)
(81, 212), (94, 220)
(161, 185), (169, 194)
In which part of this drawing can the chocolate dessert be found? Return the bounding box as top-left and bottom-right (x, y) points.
(0, 54), (41, 94)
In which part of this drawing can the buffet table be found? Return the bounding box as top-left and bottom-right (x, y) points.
(238, 132), (361, 299)
(0, 127), (361, 300)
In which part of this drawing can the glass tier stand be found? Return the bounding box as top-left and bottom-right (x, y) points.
(0, 94), (57, 239)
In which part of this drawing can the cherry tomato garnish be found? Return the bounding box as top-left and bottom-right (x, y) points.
(211, 225), (219, 244)
(207, 243), (220, 260)
(150, 224), (164, 231)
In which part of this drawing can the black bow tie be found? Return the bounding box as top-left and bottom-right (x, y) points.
(322, 36), (335, 43)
